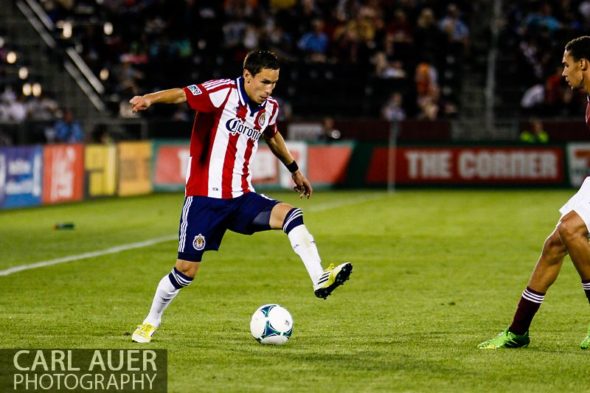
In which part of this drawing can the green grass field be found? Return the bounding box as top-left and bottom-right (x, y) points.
(1, 190), (590, 393)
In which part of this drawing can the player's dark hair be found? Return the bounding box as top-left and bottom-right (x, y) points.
(565, 36), (590, 61)
(243, 50), (280, 76)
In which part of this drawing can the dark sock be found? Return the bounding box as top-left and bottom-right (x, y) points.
(509, 287), (545, 335)
(583, 280), (590, 303)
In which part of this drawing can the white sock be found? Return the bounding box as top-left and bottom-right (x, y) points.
(144, 275), (182, 327)
(287, 225), (324, 286)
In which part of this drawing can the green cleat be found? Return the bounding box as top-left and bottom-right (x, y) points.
(580, 325), (590, 350)
(478, 328), (530, 349)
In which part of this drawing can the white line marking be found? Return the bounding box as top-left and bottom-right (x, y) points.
(0, 235), (177, 277)
(0, 193), (386, 277)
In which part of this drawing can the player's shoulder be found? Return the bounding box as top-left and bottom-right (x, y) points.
(265, 97), (279, 109)
(201, 79), (236, 93)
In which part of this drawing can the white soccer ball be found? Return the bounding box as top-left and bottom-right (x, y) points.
(250, 304), (293, 345)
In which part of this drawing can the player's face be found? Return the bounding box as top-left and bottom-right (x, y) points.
(244, 68), (280, 104)
(562, 50), (585, 90)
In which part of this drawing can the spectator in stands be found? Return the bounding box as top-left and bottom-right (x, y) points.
(333, 4), (381, 65)
(2, 94), (27, 123)
(298, 19), (329, 63)
(522, 2), (562, 36)
(520, 118), (549, 143)
(263, 23), (296, 61)
(114, 58), (144, 97)
(519, 34), (550, 82)
(417, 87), (440, 120)
(332, 19), (360, 63)
(373, 52), (406, 79)
(318, 116), (341, 142)
(414, 8), (445, 70)
(439, 3), (470, 50)
(415, 59), (440, 119)
(383, 8), (414, 66)
(381, 92), (406, 122)
(54, 109), (84, 143)
(520, 83), (545, 116)
(23, 0), (476, 120)
(26, 92), (60, 121)
(386, 8), (413, 45)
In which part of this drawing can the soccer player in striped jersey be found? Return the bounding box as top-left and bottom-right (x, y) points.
(479, 36), (590, 350)
(128, 50), (352, 343)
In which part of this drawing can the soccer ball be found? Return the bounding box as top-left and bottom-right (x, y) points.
(250, 304), (293, 345)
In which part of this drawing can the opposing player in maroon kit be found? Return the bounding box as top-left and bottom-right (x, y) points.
(479, 36), (590, 349)
(129, 50), (352, 343)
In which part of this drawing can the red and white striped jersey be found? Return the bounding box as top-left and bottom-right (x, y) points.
(182, 77), (280, 199)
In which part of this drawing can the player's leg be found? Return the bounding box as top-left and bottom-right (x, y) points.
(133, 196), (225, 343)
(268, 203), (323, 284)
(478, 228), (567, 349)
(132, 259), (199, 343)
(556, 211), (590, 349)
(269, 202), (352, 299)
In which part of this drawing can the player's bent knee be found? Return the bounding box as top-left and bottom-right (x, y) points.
(269, 203), (296, 229)
(543, 232), (566, 253)
(175, 259), (200, 278)
(557, 219), (582, 241)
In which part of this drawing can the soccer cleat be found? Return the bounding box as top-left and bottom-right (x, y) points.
(477, 328), (530, 349)
(132, 322), (157, 343)
(314, 262), (353, 299)
(580, 325), (590, 350)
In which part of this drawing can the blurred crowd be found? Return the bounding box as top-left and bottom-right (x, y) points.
(26, 0), (471, 121)
(499, 0), (590, 118)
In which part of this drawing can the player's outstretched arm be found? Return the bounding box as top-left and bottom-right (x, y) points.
(265, 132), (313, 198)
(129, 88), (187, 112)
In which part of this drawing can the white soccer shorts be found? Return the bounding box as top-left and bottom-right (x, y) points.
(559, 177), (590, 231)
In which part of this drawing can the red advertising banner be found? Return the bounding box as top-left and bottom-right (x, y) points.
(308, 144), (353, 185)
(252, 145), (279, 185)
(42, 144), (84, 204)
(367, 146), (565, 185)
(153, 145), (189, 187)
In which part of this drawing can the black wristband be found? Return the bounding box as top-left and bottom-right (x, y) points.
(286, 161), (299, 173)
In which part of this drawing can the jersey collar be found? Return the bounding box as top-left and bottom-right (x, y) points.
(237, 76), (265, 113)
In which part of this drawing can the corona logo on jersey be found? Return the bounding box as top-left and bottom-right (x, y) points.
(225, 118), (262, 141)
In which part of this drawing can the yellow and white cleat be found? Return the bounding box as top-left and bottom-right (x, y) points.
(132, 322), (157, 343)
(314, 262), (353, 299)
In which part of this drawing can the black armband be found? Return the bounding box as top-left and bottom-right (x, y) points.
(286, 160), (299, 173)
